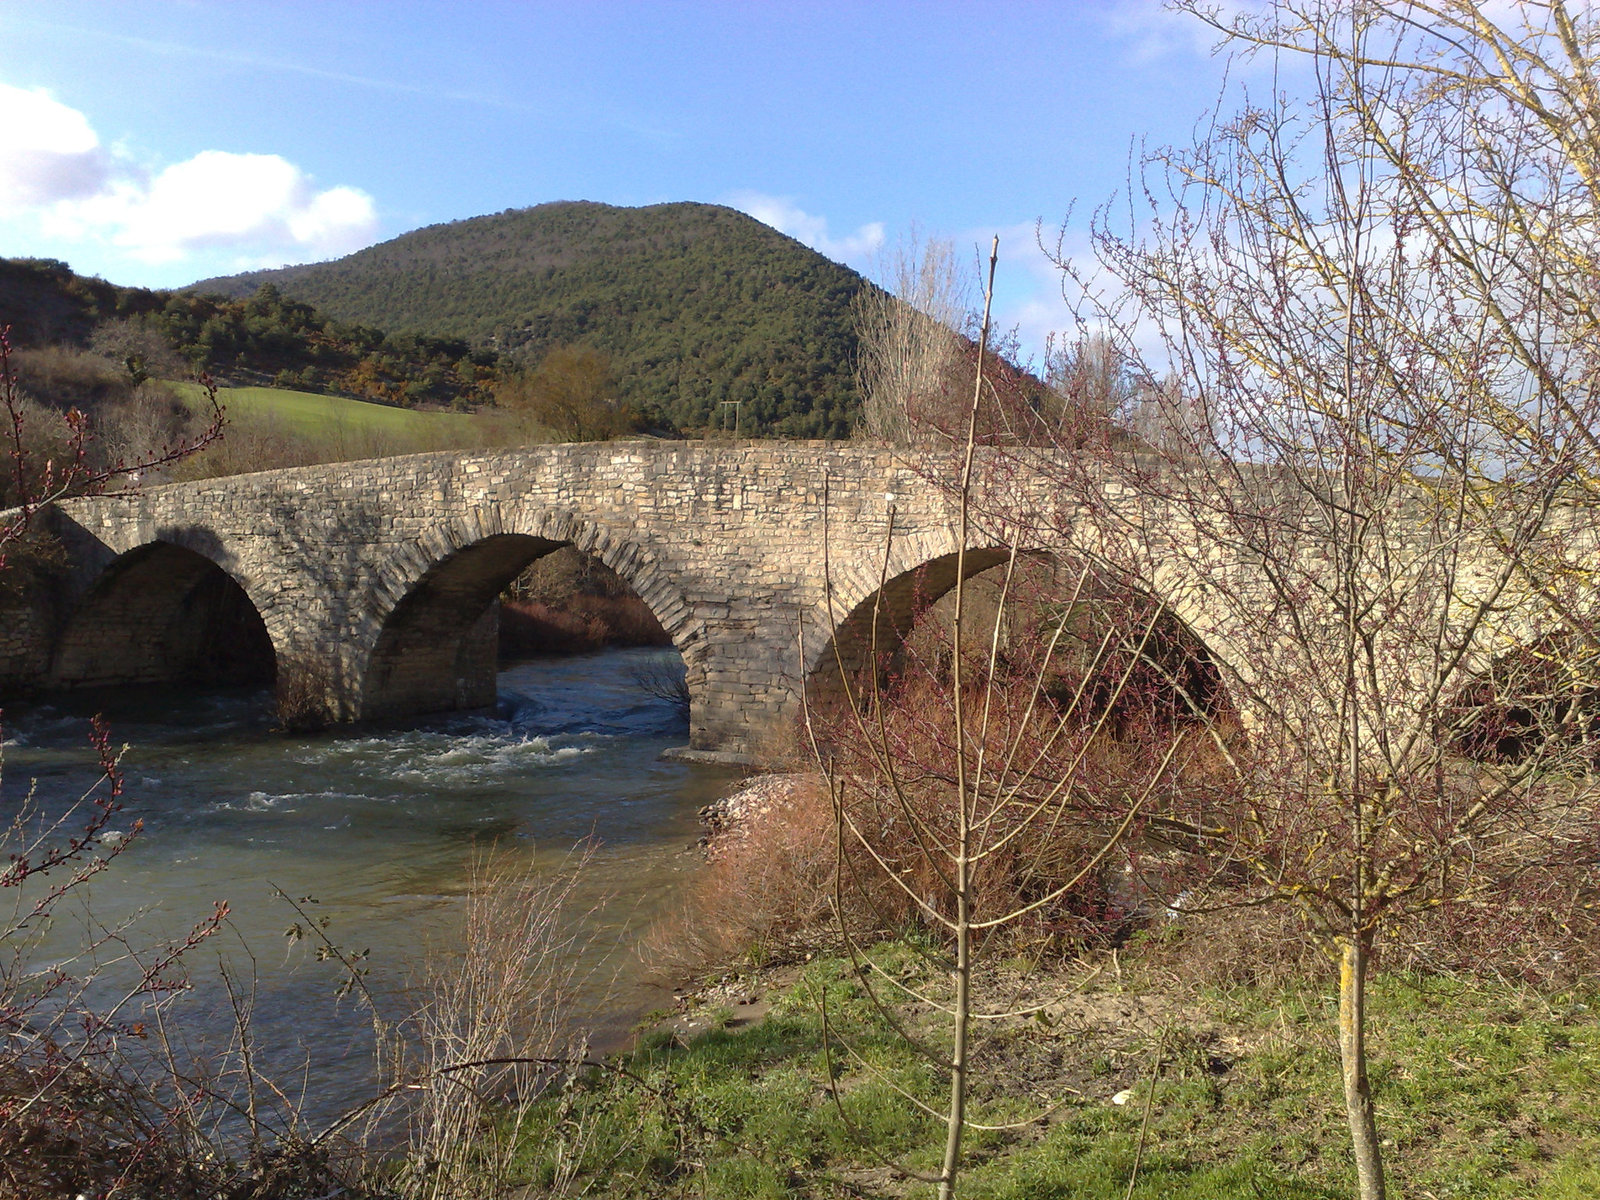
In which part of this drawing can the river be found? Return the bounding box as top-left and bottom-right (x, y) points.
(0, 646), (739, 1130)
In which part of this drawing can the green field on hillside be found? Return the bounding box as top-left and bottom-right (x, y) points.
(170, 381), (485, 439)
(165, 381), (507, 477)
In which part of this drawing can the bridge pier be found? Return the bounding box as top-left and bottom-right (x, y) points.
(683, 619), (805, 757)
(358, 603), (500, 721)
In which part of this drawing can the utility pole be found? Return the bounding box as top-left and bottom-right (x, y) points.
(719, 398), (743, 438)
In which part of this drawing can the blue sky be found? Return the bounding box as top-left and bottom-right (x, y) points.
(0, 1), (1240, 359)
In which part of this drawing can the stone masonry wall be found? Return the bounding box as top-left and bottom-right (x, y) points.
(15, 442), (988, 755)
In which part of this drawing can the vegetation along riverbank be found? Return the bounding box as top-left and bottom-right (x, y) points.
(505, 766), (1599, 1200)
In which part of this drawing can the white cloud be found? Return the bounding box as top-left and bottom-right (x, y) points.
(0, 83), (112, 210)
(5, 83), (377, 267)
(1097, 0), (1234, 63)
(50, 150), (379, 264)
(726, 191), (885, 264)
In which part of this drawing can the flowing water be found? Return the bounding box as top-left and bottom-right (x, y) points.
(1, 646), (739, 1127)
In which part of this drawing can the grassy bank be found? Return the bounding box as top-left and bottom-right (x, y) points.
(166, 380), (507, 477)
(169, 381), (485, 440)
(505, 941), (1600, 1198)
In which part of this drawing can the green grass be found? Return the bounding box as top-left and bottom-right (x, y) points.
(504, 946), (1600, 1199)
(165, 380), (509, 476)
(169, 380), (484, 440)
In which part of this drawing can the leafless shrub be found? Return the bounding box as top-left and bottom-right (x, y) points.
(630, 657), (689, 718)
(87, 314), (188, 385)
(651, 774), (837, 972)
(395, 846), (602, 1200)
(90, 382), (198, 478)
(9, 346), (126, 412)
(273, 651), (336, 733)
(1043, 332), (1134, 420)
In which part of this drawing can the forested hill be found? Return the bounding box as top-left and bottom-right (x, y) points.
(192, 201), (868, 437)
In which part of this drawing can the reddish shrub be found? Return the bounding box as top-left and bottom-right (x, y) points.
(650, 774), (838, 970)
(498, 595), (669, 656)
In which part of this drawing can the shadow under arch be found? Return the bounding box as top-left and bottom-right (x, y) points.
(48, 541), (276, 691)
(806, 546), (1232, 729)
(1451, 631), (1600, 764)
(807, 546), (1013, 694)
(358, 529), (692, 723)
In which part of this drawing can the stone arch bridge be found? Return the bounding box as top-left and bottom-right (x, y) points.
(0, 443), (1094, 757)
(0, 441), (1566, 758)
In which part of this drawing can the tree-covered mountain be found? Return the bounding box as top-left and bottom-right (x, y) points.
(192, 201), (869, 437)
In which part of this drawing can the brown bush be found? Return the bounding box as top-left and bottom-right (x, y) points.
(507, 544), (633, 604)
(9, 346), (127, 411)
(816, 681), (1192, 953)
(650, 774), (838, 971)
(397, 847), (600, 1200)
(499, 595), (668, 657)
(0, 391), (85, 509)
(273, 652), (333, 732)
(493, 344), (640, 442)
(804, 554), (1233, 956)
(91, 382), (197, 473)
(657, 725), (1195, 971)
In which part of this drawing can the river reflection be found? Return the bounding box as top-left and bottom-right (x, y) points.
(1, 647), (737, 1126)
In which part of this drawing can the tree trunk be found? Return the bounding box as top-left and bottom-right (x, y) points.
(1338, 932), (1386, 1200)
(938, 878), (970, 1200)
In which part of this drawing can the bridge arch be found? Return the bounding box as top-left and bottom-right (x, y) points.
(48, 539), (277, 692)
(356, 508), (698, 722)
(807, 545), (1008, 689)
(806, 541), (1233, 730)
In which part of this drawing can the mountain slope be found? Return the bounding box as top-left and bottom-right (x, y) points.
(0, 257), (498, 409)
(192, 201), (868, 437)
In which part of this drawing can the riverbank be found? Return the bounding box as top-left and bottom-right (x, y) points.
(499, 545), (672, 657)
(497, 771), (1600, 1199)
(513, 935), (1600, 1198)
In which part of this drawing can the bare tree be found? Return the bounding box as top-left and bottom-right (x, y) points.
(1021, 6), (1600, 1198)
(811, 241), (1201, 1199)
(852, 231), (973, 445)
(1044, 332), (1133, 420)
